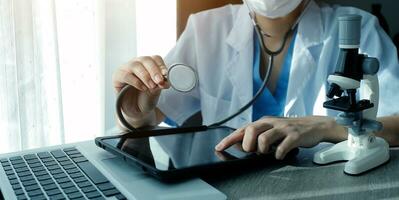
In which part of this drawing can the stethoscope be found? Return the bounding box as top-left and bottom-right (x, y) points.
(116, 63), (198, 131)
(117, 0), (310, 131)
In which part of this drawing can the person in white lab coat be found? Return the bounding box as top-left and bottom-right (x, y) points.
(113, 0), (399, 160)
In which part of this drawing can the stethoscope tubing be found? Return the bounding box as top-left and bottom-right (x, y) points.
(116, 1), (309, 131)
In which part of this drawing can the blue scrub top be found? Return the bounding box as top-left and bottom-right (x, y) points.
(252, 31), (297, 121)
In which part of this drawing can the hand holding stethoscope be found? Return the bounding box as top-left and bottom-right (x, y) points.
(116, 0), (311, 132)
(114, 56), (198, 131)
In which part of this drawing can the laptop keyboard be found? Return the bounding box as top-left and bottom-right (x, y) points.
(0, 147), (127, 200)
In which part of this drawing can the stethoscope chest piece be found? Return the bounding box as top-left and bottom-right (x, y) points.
(167, 64), (198, 93)
(116, 63), (197, 131)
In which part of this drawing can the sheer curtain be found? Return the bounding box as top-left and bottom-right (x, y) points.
(0, 0), (176, 154)
(0, 0), (67, 153)
(0, 0), (143, 153)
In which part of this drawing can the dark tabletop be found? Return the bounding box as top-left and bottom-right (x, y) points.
(205, 143), (399, 200)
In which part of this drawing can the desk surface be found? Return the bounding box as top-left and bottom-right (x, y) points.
(205, 143), (399, 200)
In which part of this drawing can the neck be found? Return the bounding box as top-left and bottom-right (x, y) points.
(255, 1), (305, 39)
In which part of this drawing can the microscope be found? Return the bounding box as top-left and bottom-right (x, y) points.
(313, 15), (390, 175)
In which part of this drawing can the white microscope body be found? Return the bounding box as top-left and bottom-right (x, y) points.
(313, 15), (390, 175)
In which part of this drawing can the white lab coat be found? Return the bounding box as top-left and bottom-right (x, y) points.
(157, 0), (399, 129)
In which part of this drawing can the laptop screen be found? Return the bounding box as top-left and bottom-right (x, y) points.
(100, 127), (260, 171)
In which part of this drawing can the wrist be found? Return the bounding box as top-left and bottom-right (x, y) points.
(322, 117), (348, 143)
(121, 109), (157, 129)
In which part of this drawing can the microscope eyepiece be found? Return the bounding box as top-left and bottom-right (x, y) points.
(338, 15), (361, 49)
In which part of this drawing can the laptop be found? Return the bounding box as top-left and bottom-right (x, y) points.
(0, 140), (226, 200)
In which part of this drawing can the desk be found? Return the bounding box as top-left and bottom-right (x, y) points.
(205, 143), (399, 200)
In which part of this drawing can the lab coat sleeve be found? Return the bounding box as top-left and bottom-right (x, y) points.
(359, 14), (399, 117)
(157, 15), (201, 125)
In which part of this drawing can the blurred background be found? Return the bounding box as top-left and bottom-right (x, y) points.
(0, 0), (398, 153)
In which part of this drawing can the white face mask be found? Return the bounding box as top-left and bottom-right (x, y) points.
(245, 0), (303, 19)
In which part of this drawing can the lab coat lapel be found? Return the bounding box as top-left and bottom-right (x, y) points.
(223, 1), (324, 119)
(284, 0), (324, 116)
(225, 5), (254, 119)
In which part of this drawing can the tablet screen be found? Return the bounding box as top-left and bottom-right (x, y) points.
(100, 127), (261, 171)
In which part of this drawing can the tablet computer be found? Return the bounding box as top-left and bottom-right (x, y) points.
(95, 126), (298, 181)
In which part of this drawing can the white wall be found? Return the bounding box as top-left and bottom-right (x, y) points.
(136, 0), (177, 57)
(102, 0), (137, 134)
(103, 0), (176, 134)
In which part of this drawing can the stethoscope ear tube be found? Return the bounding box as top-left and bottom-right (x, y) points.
(116, 23), (290, 131)
(116, 1), (307, 131)
(209, 17), (294, 127)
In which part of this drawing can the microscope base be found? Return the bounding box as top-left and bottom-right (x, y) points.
(313, 136), (389, 175)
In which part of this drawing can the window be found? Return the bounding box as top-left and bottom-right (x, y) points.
(0, 0), (176, 153)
